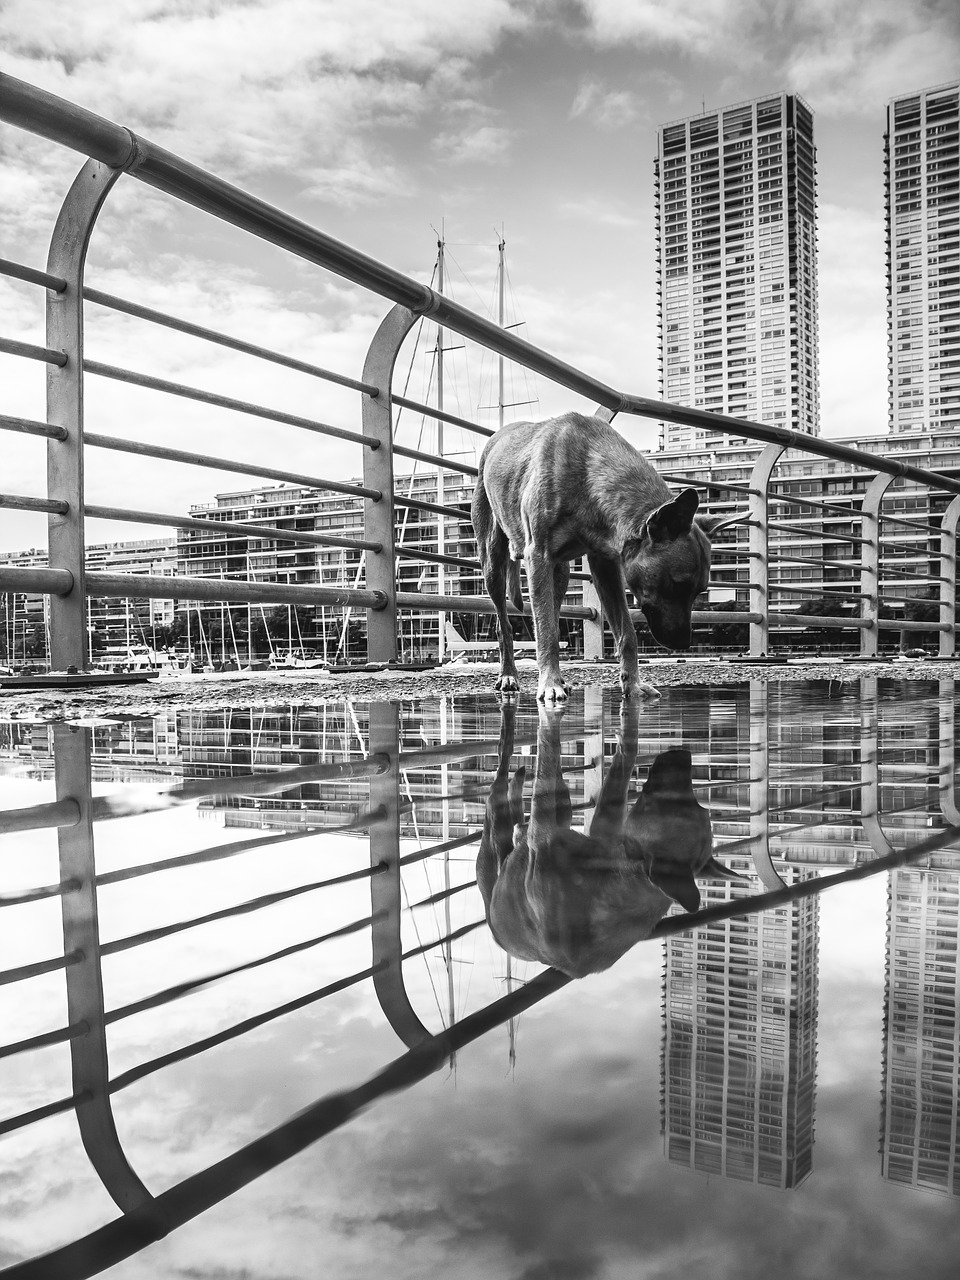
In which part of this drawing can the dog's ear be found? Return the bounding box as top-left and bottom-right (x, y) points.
(696, 509), (751, 537)
(647, 487), (700, 542)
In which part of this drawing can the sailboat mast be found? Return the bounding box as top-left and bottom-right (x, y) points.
(436, 230), (447, 663)
(498, 232), (505, 432)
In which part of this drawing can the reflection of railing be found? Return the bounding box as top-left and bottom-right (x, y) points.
(2, 681), (960, 1270)
(2, 71), (960, 666)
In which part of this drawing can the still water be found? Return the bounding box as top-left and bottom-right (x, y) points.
(1, 678), (959, 1278)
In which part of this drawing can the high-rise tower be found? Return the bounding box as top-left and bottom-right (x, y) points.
(655, 94), (819, 451)
(885, 82), (960, 434)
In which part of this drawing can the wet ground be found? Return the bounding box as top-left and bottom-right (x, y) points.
(1, 674), (959, 1278)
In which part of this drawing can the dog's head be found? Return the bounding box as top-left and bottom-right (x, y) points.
(622, 489), (747, 650)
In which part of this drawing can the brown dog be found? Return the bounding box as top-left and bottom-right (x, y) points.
(471, 412), (746, 701)
(476, 701), (737, 978)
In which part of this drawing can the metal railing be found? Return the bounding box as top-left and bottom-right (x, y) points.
(2, 70), (959, 670)
(1, 679), (959, 1273)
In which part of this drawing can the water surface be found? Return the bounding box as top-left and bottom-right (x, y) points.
(1, 678), (958, 1278)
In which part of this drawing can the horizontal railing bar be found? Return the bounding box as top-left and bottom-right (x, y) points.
(399, 832), (482, 866)
(0, 257), (66, 291)
(622, 399), (960, 498)
(0, 798), (81, 835)
(396, 547), (479, 571)
(0, 1019), (86, 1062)
(392, 395), (494, 438)
(99, 862), (384, 956)
(108, 964), (385, 1096)
(878, 591), (943, 607)
(392, 443), (479, 477)
(768, 520), (873, 546)
(0, 335), (66, 365)
(409, 879), (478, 910)
(83, 287), (379, 395)
(769, 613), (874, 630)
(84, 359), (379, 448)
(878, 563), (945, 581)
(90, 756), (387, 820)
(84, 503), (383, 554)
(392, 494), (469, 520)
(772, 552), (858, 570)
(104, 912), (382, 1028)
(767, 583), (862, 599)
(84, 430), (381, 501)
(3, 72), (960, 498)
(767, 491), (860, 515)
(877, 618), (949, 632)
(0, 492), (69, 515)
(402, 919), (485, 961)
(656, 473), (756, 495)
(97, 810), (384, 886)
(0, 413), (67, 441)
(0, 949), (82, 988)
(83, 569), (386, 610)
(0, 1091), (89, 1140)
(0, 565), (73, 595)
(0, 878), (79, 908)
(396, 590), (597, 621)
(880, 512), (943, 534)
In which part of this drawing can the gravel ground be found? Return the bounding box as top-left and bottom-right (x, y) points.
(1, 656), (958, 721)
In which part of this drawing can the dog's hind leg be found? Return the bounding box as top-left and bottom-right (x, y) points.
(472, 482), (520, 693)
(587, 552), (659, 702)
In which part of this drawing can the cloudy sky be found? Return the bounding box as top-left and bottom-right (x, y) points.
(2, 0), (959, 553)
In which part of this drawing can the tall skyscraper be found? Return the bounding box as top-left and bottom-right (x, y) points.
(655, 94), (819, 451)
(886, 82), (960, 435)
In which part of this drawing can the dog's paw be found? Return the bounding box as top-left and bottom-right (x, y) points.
(537, 681), (568, 704)
(496, 673), (520, 693)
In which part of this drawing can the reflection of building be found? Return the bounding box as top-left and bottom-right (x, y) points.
(656, 92), (819, 451)
(662, 861), (819, 1188)
(886, 82), (960, 435)
(881, 864), (960, 1194)
(0, 714), (180, 783)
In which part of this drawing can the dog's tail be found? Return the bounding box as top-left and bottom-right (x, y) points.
(506, 558), (524, 613)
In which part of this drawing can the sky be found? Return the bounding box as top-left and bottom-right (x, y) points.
(2, 0), (960, 554)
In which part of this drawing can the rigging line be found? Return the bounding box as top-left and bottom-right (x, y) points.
(400, 872), (446, 1026)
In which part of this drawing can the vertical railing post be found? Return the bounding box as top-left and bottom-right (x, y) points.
(938, 677), (959, 823)
(861, 474), (894, 658)
(361, 304), (417, 663)
(939, 496), (960, 658)
(55, 724), (159, 1220)
(46, 160), (123, 671)
(367, 701), (431, 1046)
(748, 444), (784, 658)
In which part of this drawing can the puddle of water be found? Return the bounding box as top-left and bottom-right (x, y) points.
(1, 677), (958, 1278)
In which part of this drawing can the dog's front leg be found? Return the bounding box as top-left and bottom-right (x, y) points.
(587, 553), (659, 701)
(527, 549), (566, 702)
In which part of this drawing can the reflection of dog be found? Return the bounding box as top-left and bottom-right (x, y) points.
(477, 703), (737, 978)
(471, 412), (746, 703)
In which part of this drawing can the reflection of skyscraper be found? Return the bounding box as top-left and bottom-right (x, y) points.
(881, 865), (960, 1194)
(662, 860), (819, 1187)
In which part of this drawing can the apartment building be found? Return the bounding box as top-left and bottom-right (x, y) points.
(656, 93), (819, 451)
(886, 82), (960, 434)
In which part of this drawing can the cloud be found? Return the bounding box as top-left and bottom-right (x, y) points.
(575, 0), (960, 116)
(432, 123), (516, 165)
(570, 78), (642, 129)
